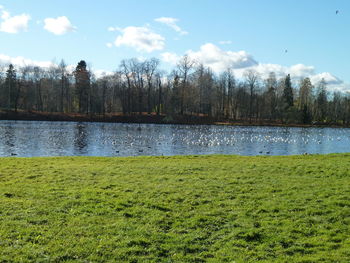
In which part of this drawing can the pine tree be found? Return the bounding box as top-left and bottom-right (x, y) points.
(283, 74), (293, 108)
(315, 79), (328, 122)
(74, 60), (90, 114)
(265, 72), (277, 120)
(4, 64), (17, 110)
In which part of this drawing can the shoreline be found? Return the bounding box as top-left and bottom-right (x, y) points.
(0, 110), (348, 129)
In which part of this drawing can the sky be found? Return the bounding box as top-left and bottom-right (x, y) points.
(0, 0), (349, 91)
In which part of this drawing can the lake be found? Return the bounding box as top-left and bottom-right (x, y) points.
(0, 120), (350, 157)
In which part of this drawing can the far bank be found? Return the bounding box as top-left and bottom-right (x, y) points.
(0, 110), (348, 128)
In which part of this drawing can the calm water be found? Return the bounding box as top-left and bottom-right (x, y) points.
(0, 120), (350, 157)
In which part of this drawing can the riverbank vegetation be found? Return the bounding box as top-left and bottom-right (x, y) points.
(1, 154), (350, 262)
(1, 57), (350, 126)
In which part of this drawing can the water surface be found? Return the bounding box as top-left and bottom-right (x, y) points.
(0, 120), (349, 157)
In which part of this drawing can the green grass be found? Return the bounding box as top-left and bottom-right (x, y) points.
(0, 154), (350, 262)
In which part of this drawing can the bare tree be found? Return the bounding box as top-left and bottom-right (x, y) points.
(58, 60), (67, 113)
(144, 58), (159, 114)
(2, 56), (350, 126)
(177, 55), (195, 115)
(120, 59), (133, 114)
(244, 70), (259, 123)
(264, 72), (277, 120)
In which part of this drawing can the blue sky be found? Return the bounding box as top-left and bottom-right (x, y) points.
(0, 0), (349, 90)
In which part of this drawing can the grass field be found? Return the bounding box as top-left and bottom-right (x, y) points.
(0, 154), (350, 262)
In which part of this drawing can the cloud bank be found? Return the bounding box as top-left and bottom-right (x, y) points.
(161, 43), (349, 92)
(0, 54), (54, 68)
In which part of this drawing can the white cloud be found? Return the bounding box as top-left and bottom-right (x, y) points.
(219, 40), (232, 45)
(310, 72), (342, 85)
(155, 17), (188, 35)
(108, 26), (120, 32)
(234, 63), (339, 84)
(161, 52), (181, 65)
(1, 10), (10, 19)
(0, 54), (54, 68)
(160, 43), (257, 72)
(0, 7), (30, 34)
(233, 63), (314, 80)
(113, 26), (165, 53)
(330, 83), (350, 93)
(186, 43), (257, 72)
(137, 56), (147, 62)
(249, 63), (287, 78)
(44, 16), (76, 35)
(106, 42), (113, 48)
(236, 63), (347, 92)
(309, 72), (347, 93)
(0, 53), (113, 79)
(290, 64), (315, 78)
(161, 43), (349, 92)
(93, 69), (114, 79)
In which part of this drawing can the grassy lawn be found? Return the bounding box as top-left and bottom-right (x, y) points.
(0, 154), (350, 262)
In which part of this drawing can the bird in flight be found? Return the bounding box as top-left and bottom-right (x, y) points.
(336, 10), (339, 14)
(285, 49), (288, 53)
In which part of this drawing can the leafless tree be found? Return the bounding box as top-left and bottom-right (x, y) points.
(177, 55), (195, 115)
(244, 69), (259, 123)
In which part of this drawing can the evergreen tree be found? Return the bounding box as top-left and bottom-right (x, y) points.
(283, 74), (293, 108)
(265, 72), (277, 120)
(4, 64), (17, 110)
(315, 79), (328, 122)
(74, 60), (90, 114)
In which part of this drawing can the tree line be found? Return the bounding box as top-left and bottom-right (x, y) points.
(1, 55), (350, 125)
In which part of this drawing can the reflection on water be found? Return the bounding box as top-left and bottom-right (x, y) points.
(0, 120), (350, 157)
(3, 124), (16, 155)
(74, 123), (88, 153)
